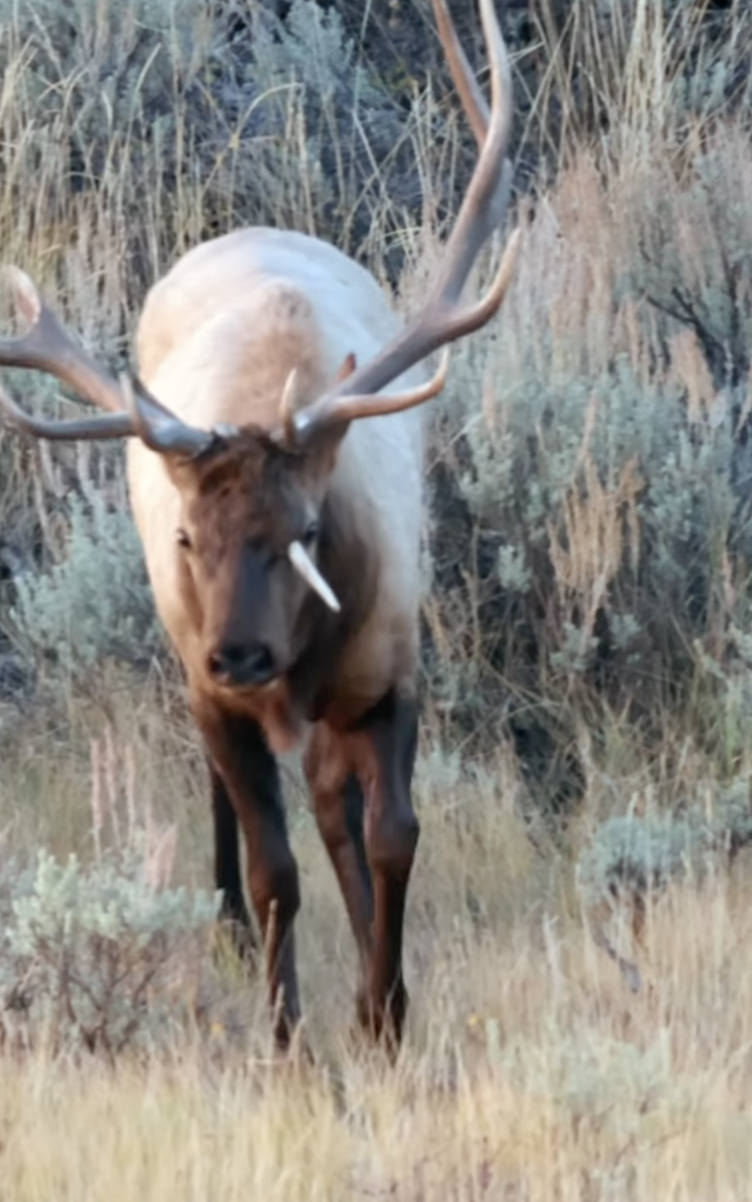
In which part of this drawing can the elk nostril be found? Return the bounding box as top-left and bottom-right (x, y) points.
(207, 642), (275, 684)
(248, 645), (274, 677)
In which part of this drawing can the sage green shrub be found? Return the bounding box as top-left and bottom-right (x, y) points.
(11, 487), (161, 685)
(423, 127), (752, 807)
(0, 845), (218, 1057)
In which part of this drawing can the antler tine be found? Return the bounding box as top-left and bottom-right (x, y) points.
(0, 267), (129, 415)
(291, 348), (451, 441)
(280, 0), (517, 448)
(432, 0), (513, 308)
(0, 380), (134, 440)
(0, 267), (213, 456)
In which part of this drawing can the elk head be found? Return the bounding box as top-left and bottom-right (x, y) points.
(0, 0), (521, 699)
(163, 424), (344, 691)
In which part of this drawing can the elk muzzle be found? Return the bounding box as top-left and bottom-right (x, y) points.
(206, 639), (278, 688)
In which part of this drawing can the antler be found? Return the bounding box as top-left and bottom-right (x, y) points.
(280, 0), (520, 448)
(0, 268), (213, 456)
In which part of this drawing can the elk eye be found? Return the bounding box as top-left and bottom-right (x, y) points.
(302, 522), (319, 547)
(176, 528), (192, 549)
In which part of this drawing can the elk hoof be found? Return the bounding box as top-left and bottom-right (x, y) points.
(355, 978), (409, 1053)
(213, 913), (259, 974)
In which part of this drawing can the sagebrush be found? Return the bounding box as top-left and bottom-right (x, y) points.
(0, 841), (217, 1057)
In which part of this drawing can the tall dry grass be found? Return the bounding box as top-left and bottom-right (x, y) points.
(3, 828), (752, 1199)
(4, 696), (752, 1199)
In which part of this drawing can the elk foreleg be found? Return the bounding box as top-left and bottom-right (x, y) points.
(304, 726), (373, 1000)
(210, 762), (257, 961)
(353, 690), (420, 1048)
(195, 698), (302, 1049)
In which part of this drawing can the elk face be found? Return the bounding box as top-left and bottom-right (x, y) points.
(166, 428), (341, 692)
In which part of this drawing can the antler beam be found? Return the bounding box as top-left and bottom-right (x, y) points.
(0, 269), (213, 457)
(279, 0), (519, 447)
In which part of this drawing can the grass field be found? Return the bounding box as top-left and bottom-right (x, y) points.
(3, 1), (752, 1198)
(3, 687), (752, 1200)
(2, 694), (752, 1201)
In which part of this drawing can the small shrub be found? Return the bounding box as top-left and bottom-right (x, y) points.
(11, 486), (162, 686)
(0, 844), (218, 1058)
(575, 777), (752, 987)
(578, 779), (752, 906)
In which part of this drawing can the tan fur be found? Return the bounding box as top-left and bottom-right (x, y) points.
(127, 227), (427, 750)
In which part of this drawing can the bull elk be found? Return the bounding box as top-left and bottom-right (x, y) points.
(0, 0), (518, 1050)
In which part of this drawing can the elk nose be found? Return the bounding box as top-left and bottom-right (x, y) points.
(206, 641), (276, 686)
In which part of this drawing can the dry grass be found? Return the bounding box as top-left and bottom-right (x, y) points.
(4, 690), (752, 1200)
(4, 689), (752, 1199)
(529, 0), (752, 165)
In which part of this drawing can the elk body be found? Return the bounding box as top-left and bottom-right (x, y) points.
(0, 0), (518, 1050)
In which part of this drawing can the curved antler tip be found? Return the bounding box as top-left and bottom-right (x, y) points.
(280, 366), (300, 427)
(502, 225), (523, 272)
(4, 265), (41, 323)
